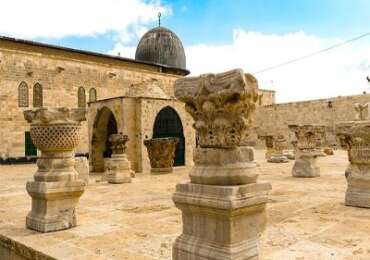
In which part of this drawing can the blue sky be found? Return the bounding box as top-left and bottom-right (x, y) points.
(1, 0), (369, 102)
(38, 0), (370, 53)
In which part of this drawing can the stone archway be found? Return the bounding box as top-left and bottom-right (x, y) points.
(153, 106), (185, 166)
(91, 107), (118, 172)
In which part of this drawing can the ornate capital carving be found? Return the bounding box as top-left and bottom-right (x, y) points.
(354, 103), (370, 121)
(336, 121), (370, 164)
(24, 107), (87, 124)
(288, 124), (325, 152)
(109, 133), (129, 155)
(174, 69), (258, 148)
(144, 138), (179, 171)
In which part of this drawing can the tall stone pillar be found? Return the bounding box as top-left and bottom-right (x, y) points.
(172, 69), (271, 260)
(258, 134), (288, 163)
(144, 137), (179, 174)
(105, 133), (133, 184)
(23, 108), (86, 232)
(336, 119), (370, 207)
(288, 124), (325, 177)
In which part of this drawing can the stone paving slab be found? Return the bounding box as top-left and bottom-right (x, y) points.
(0, 150), (370, 259)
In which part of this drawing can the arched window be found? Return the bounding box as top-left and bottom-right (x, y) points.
(33, 83), (43, 107)
(89, 88), (97, 102)
(78, 87), (86, 108)
(18, 81), (29, 107)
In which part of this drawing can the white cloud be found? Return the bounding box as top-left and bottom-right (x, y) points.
(185, 30), (370, 103)
(111, 29), (370, 102)
(0, 0), (168, 39)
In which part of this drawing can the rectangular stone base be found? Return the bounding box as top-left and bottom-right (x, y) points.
(172, 182), (271, 260)
(26, 180), (85, 232)
(345, 191), (370, 208)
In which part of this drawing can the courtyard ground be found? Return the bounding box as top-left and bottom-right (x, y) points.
(1, 150), (370, 260)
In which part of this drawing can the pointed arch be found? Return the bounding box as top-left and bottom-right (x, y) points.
(89, 88), (97, 102)
(33, 83), (43, 107)
(18, 81), (29, 107)
(153, 106), (185, 166)
(78, 87), (86, 108)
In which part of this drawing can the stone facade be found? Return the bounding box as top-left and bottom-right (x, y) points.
(173, 69), (271, 260)
(0, 37), (181, 161)
(23, 107), (86, 232)
(252, 94), (370, 147)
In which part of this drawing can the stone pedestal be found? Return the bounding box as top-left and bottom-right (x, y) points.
(75, 157), (89, 184)
(105, 133), (133, 184)
(144, 137), (179, 174)
(289, 124), (325, 178)
(23, 108), (86, 232)
(173, 69), (271, 260)
(336, 121), (370, 208)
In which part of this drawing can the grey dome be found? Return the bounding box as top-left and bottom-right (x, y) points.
(135, 27), (186, 71)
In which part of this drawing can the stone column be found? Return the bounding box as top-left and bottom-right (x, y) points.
(172, 69), (271, 260)
(144, 137), (179, 174)
(288, 124), (326, 177)
(258, 134), (288, 163)
(23, 108), (86, 232)
(336, 121), (370, 208)
(105, 133), (133, 184)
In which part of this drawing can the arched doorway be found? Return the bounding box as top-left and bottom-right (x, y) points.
(91, 107), (118, 172)
(153, 106), (185, 166)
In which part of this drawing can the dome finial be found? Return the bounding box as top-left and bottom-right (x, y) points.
(158, 12), (161, 27)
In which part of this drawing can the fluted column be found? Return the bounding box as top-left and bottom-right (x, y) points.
(23, 108), (86, 232)
(172, 69), (271, 260)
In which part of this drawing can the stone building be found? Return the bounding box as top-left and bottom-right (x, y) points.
(0, 24), (276, 171)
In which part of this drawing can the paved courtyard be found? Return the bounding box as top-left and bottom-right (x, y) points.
(1, 150), (370, 260)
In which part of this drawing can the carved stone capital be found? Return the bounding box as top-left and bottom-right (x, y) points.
(288, 124), (326, 152)
(336, 121), (370, 207)
(174, 69), (258, 148)
(144, 137), (179, 173)
(109, 133), (129, 155)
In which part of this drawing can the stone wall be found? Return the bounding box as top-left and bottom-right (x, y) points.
(0, 38), (180, 160)
(252, 93), (370, 147)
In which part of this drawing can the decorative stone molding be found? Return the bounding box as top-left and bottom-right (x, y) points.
(105, 133), (133, 184)
(336, 121), (370, 207)
(288, 124), (326, 177)
(144, 137), (179, 174)
(172, 69), (271, 260)
(23, 107), (86, 232)
(258, 134), (289, 163)
(174, 69), (258, 149)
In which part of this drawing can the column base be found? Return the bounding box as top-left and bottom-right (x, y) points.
(151, 167), (173, 174)
(172, 182), (271, 260)
(292, 152), (320, 177)
(26, 180), (85, 233)
(105, 155), (133, 184)
(267, 155), (289, 163)
(345, 174), (370, 208)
